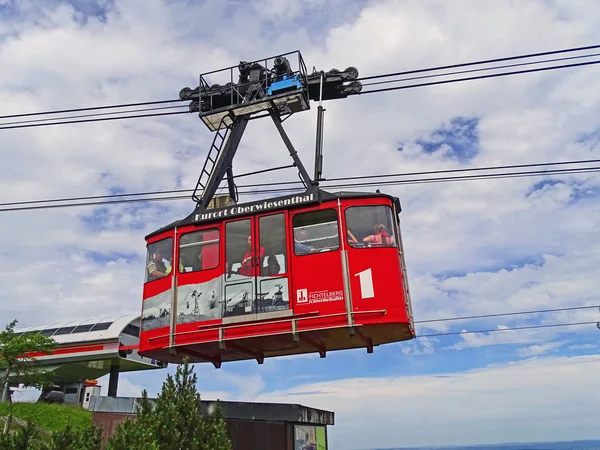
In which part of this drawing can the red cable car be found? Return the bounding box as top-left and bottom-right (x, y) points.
(137, 52), (415, 367)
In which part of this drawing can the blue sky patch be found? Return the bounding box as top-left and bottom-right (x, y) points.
(576, 127), (600, 146)
(65, 0), (113, 24)
(527, 179), (564, 196)
(416, 116), (480, 164)
(80, 206), (112, 232)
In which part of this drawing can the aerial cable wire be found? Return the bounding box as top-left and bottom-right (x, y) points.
(416, 320), (599, 339)
(356, 43), (600, 81)
(1, 45), (600, 129)
(1, 159), (597, 208)
(355, 59), (600, 96)
(0, 164), (598, 212)
(229, 166), (600, 196)
(238, 158), (600, 188)
(0, 98), (183, 120)
(359, 51), (600, 87)
(0, 109), (191, 130)
(2, 56), (597, 128)
(415, 304), (600, 324)
(0, 105), (189, 127)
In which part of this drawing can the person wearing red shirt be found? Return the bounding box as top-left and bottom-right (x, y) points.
(239, 235), (265, 276)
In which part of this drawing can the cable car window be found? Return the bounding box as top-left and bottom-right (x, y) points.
(226, 219), (259, 277)
(292, 209), (339, 256)
(145, 238), (173, 282)
(179, 229), (220, 273)
(345, 205), (398, 248)
(259, 213), (287, 275)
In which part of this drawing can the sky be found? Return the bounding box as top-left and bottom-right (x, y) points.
(1, 0), (600, 449)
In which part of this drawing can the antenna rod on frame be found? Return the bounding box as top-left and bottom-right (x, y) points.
(314, 71), (325, 183)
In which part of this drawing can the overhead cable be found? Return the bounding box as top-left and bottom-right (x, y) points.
(417, 320), (599, 339)
(357, 43), (600, 81)
(0, 105), (189, 127)
(0, 164), (598, 213)
(1, 44), (600, 129)
(0, 110), (190, 130)
(1, 158), (597, 208)
(0, 98), (182, 120)
(356, 59), (600, 96)
(415, 304), (600, 324)
(360, 52), (600, 87)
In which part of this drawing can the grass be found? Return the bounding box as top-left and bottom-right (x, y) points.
(0, 402), (92, 433)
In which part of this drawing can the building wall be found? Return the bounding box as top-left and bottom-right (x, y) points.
(93, 412), (295, 450)
(92, 412), (136, 446)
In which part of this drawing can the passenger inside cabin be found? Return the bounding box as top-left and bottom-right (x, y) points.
(147, 248), (168, 280)
(363, 223), (393, 245)
(294, 229), (317, 255)
(347, 229), (358, 244)
(190, 249), (203, 272)
(239, 236), (265, 276)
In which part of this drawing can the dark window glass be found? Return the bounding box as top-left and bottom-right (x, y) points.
(145, 238), (173, 283)
(89, 322), (112, 332)
(345, 205), (398, 248)
(179, 229), (220, 273)
(226, 219), (252, 278)
(123, 324), (140, 338)
(259, 213), (286, 275)
(53, 326), (76, 335)
(72, 324), (95, 334)
(292, 209), (339, 256)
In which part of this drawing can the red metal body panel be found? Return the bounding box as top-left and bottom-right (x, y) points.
(341, 198), (409, 323)
(289, 203), (346, 333)
(138, 193), (415, 366)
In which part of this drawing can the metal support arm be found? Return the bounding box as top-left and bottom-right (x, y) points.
(269, 109), (315, 190)
(196, 108), (317, 209)
(197, 116), (249, 210)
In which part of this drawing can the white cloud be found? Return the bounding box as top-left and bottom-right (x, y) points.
(402, 336), (438, 355)
(517, 341), (563, 357)
(255, 354), (600, 449)
(1, 0), (600, 446)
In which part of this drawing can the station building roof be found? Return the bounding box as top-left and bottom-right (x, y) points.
(13, 314), (140, 345)
(6, 315), (166, 384)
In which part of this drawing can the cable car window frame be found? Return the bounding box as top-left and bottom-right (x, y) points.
(145, 237), (174, 283)
(291, 208), (340, 256)
(344, 204), (398, 249)
(178, 228), (220, 274)
(258, 213), (288, 276)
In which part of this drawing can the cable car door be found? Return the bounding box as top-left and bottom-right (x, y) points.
(255, 212), (290, 315)
(222, 213), (291, 319)
(223, 218), (256, 318)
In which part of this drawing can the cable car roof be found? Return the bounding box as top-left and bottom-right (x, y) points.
(145, 189), (401, 240)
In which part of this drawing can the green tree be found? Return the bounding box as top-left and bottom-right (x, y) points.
(106, 359), (231, 450)
(0, 420), (42, 450)
(49, 421), (103, 450)
(0, 319), (58, 435)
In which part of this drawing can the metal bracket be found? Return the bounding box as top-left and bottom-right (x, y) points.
(218, 328), (225, 351)
(176, 348), (222, 369)
(352, 327), (374, 354)
(227, 341), (264, 365)
(301, 335), (326, 358)
(292, 319), (299, 343)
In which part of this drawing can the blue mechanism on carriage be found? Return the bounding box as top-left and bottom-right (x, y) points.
(267, 73), (302, 95)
